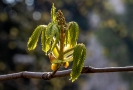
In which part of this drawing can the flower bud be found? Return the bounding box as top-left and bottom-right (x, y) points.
(63, 62), (69, 68)
(51, 63), (59, 71)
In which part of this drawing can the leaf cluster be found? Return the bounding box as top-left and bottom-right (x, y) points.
(27, 3), (86, 82)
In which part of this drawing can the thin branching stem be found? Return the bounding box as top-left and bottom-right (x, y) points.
(1, 66), (133, 81)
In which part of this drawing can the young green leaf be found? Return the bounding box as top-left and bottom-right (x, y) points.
(51, 3), (56, 23)
(46, 23), (60, 52)
(52, 45), (59, 58)
(64, 23), (71, 45)
(51, 57), (73, 64)
(70, 43), (86, 82)
(41, 28), (50, 53)
(27, 25), (47, 50)
(66, 22), (79, 47)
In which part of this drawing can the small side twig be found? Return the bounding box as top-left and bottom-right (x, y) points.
(1, 66), (133, 81)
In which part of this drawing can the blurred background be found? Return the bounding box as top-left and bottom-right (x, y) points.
(0, 0), (133, 90)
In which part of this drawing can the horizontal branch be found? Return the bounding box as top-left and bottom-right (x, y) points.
(1, 66), (133, 81)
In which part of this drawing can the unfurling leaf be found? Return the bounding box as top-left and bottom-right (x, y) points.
(27, 25), (47, 50)
(27, 4), (87, 81)
(70, 44), (86, 82)
(52, 46), (59, 58)
(66, 22), (79, 47)
(41, 29), (49, 53)
(51, 3), (56, 23)
(46, 23), (60, 52)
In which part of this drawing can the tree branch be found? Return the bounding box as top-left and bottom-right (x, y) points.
(1, 66), (133, 81)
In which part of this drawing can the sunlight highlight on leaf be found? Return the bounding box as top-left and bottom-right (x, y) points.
(51, 3), (56, 23)
(52, 46), (59, 58)
(27, 4), (87, 82)
(46, 23), (60, 52)
(41, 28), (50, 53)
(51, 58), (73, 64)
(27, 25), (47, 50)
(67, 22), (79, 47)
(70, 44), (86, 82)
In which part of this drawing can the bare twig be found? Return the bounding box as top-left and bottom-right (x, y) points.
(1, 66), (133, 81)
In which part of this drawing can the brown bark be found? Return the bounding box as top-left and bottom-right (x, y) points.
(1, 66), (133, 81)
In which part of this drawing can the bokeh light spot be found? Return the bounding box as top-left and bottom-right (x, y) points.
(3, 0), (15, 4)
(2, 0), (16, 6)
(10, 27), (19, 39)
(33, 11), (41, 20)
(8, 41), (16, 49)
(0, 13), (8, 22)
(25, 0), (34, 6)
(0, 62), (6, 71)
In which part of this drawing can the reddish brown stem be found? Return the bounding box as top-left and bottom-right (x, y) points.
(59, 26), (65, 60)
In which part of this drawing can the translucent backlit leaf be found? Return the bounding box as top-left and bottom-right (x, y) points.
(46, 23), (54, 38)
(52, 46), (59, 58)
(27, 25), (47, 50)
(51, 33), (59, 52)
(41, 28), (50, 53)
(46, 23), (60, 52)
(51, 57), (73, 64)
(63, 45), (74, 58)
(27, 4), (87, 82)
(70, 43), (86, 82)
(51, 59), (63, 63)
(64, 23), (71, 45)
(51, 3), (56, 23)
(66, 22), (79, 47)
